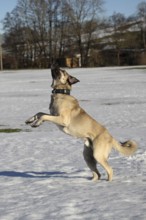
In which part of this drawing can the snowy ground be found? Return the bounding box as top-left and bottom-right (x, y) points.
(0, 67), (146, 220)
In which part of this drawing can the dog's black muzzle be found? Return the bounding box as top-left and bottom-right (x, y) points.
(51, 63), (60, 80)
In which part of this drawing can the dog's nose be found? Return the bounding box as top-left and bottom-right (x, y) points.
(51, 62), (59, 70)
(51, 63), (60, 80)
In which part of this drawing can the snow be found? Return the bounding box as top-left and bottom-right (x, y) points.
(0, 67), (146, 220)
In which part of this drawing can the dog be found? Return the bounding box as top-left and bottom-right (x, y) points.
(25, 63), (137, 181)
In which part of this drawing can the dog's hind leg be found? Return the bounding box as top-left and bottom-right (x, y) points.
(93, 145), (113, 181)
(92, 133), (113, 181)
(83, 138), (101, 181)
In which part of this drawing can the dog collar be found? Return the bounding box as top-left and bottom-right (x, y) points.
(52, 89), (70, 95)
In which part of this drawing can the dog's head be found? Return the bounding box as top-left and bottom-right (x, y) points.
(51, 63), (79, 89)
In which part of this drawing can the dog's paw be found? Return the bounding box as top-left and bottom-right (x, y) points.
(25, 112), (45, 126)
(91, 171), (101, 182)
(30, 119), (43, 127)
(25, 116), (37, 124)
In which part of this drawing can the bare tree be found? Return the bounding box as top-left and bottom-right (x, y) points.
(3, 0), (104, 68)
(3, 0), (61, 68)
(62, 0), (103, 66)
(109, 12), (126, 65)
(137, 1), (146, 48)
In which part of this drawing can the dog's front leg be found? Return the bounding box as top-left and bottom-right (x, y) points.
(34, 114), (65, 127)
(25, 112), (65, 128)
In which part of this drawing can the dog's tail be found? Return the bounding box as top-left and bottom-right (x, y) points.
(112, 139), (137, 156)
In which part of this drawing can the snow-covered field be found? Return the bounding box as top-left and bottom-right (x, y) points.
(0, 67), (146, 220)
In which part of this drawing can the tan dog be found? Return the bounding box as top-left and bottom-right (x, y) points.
(26, 64), (137, 181)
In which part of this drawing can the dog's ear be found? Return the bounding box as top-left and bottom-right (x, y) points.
(68, 75), (80, 85)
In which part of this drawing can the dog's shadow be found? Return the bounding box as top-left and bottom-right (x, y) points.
(0, 170), (86, 179)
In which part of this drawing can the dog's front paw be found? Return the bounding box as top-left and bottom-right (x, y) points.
(30, 119), (43, 127)
(25, 112), (45, 126)
(25, 116), (37, 124)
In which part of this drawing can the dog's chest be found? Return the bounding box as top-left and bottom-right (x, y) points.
(49, 95), (59, 116)
(49, 94), (71, 115)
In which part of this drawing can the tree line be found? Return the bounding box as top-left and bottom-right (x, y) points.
(2, 0), (146, 68)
